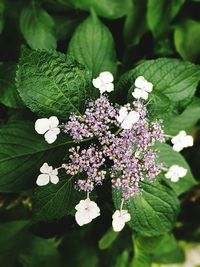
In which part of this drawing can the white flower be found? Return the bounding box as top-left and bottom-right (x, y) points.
(92, 71), (114, 94)
(36, 163), (59, 186)
(165, 165), (187, 182)
(171, 130), (193, 152)
(132, 76), (153, 100)
(35, 116), (60, 144)
(117, 106), (139, 130)
(75, 198), (100, 226)
(112, 210), (131, 232)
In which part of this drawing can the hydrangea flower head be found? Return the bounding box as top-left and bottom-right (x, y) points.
(34, 74), (191, 231)
(35, 116), (60, 144)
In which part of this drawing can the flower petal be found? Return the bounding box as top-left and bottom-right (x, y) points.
(36, 174), (50, 186)
(49, 116), (59, 128)
(121, 111), (139, 130)
(141, 90), (149, 100)
(50, 175), (59, 184)
(92, 77), (102, 89)
(112, 216), (125, 232)
(35, 118), (50, 134)
(173, 143), (183, 152)
(145, 81), (153, 93)
(132, 88), (143, 99)
(75, 210), (92, 226)
(135, 76), (146, 89)
(99, 71), (114, 83)
(121, 210), (131, 223)
(44, 130), (58, 144)
(40, 162), (53, 174)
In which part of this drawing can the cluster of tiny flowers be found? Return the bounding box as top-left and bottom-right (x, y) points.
(63, 96), (117, 140)
(63, 146), (106, 192)
(34, 72), (193, 232)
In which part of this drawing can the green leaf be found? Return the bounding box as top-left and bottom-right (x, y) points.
(0, 121), (73, 192)
(133, 233), (184, 265)
(68, 11), (117, 77)
(124, 0), (147, 47)
(18, 236), (61, 267)
(164, 98), (200, 135)
(70, 0), (131, 19)
(98, 228), (119, 250)
(147, 0), (185, 37)
(16, 47), (91, 119)
(113, 181), (180, 236)
(0, 62), (24, 109)
(116, 58), (200, 103)
(20, 5), (57, 50)
(156, 142), (197, 196)
(32, 175), (84, 222)
(174, 19), (200, 62)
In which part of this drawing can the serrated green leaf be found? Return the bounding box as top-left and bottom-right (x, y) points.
(113, 181), (180, 236)
(116, 58), (200, 103)
(20, 5), (57, 50)
(0, 62), (24, 109)
(98, 227), (119, 250)
(0, 121), (73, 192)
(68, 11), (117, 77)
(174, 19), (200, 62)
(156, 142), (197, 196)
(16, 47), (91, 119)
(147, 0), (185, 37)
(164, 98), (200, 135)
(32, 175), (84, 221)
(70, 0), (131, 19)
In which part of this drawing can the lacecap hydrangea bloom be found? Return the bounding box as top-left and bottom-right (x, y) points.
(34, 73), (193, 232)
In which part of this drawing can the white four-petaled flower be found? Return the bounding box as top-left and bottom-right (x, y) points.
(117, 106), (139, 130)
(132, 76), (153, 100)
(171, 130), (193, 152)
(112, 210), (131, 232)
(35, 116), (60, 144)
(92, 71), (114, 94)
(75, 198), (100, 226)
(165, 165), (187, 182)
(36, 163), (59, 186)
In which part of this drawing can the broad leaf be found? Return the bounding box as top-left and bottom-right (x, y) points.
(16, 47), (91, 119)
(32, 175), (84, 221)
(68, 11), (117, 77)
(147, 0), (185, 37)
(70, 0), (131, 19)
(174, 19), (200, 62)
(113, 181), (180, 236)
(164, 98), (200, 135)
(20, 5), (56, 50)
(116, 58), (200, 103)
(156, 142), (197, 195)
(0, 62), (24, 109)
(0, 121), (73, 192)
